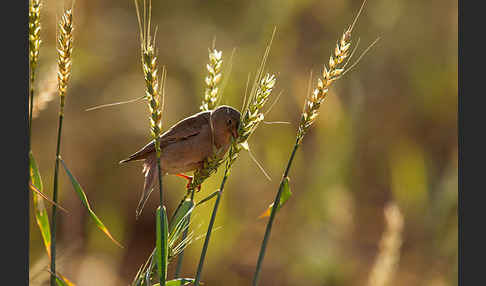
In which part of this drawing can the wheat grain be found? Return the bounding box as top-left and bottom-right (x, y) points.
(57, 9), (74, 103)
(29, 0), (42, 84)
(200, 49), (223, 111)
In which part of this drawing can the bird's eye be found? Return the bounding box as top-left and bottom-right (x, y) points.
(227, 119), (232, 125)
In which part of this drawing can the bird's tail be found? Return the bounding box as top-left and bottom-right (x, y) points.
(135, 154), (158, 219)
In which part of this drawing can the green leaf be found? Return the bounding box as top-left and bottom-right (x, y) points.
(259, 177), (292, 218)
(51, 271), (76, 286)
(29, 151), (51, 257)
(59, 158), (123, 248)
(169, 199), (194, 242)
(152, 278), (195, 286)
(156, 206), (169, 284)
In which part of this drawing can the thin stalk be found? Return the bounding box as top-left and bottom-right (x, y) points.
(174, 188), (195, 278)
(252, 139), (300, 286)
(173, 213), (190, 278)
(194, 171), (228, 286)
(29, 86), (34, 141)
(50, 97), (65, 286)
(156, 145), (165, 286)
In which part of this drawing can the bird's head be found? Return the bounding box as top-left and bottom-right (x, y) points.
(211, 105), (241, 141)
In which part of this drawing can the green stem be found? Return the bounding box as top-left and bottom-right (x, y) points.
(174, 189), (195, 279)
(194, 171), (229, 286)
(156, 146), (166, 286)
(50, 96), (65, 286)
(252, 139), (300, 286)
(29, 86), (34, 143)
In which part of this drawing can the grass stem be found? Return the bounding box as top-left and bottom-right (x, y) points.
(156, 144), (165, 285)
(50, 97), (65, 286)
(252, 139), (299, 286)
(194, 171), (228, 286)
(173, 188), (195, 278)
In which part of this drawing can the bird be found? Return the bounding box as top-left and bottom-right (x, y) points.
(120, 105), (241, 218)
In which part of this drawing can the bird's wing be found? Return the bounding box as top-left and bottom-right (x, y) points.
(160, 110), (211, 144)
(119, 111), (211, 163)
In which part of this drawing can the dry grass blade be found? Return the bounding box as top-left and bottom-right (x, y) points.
(30, 182), (68, 213)
(367, 202), (404, 286)
(84, 96), (145, 111)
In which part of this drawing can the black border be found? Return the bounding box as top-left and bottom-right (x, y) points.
(5, 0), (29, 284)
(11, 0), (465, 284)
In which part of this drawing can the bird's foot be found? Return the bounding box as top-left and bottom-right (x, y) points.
(175, 173), (202, 192)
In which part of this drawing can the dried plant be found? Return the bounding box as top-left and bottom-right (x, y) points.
(367, 202), (404, 286)
(200, 49), (223, 111)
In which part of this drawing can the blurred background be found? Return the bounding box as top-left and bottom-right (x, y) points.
(29, 0), (457, 285)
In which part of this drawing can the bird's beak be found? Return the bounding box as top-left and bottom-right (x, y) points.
(231, 128), (238, 139)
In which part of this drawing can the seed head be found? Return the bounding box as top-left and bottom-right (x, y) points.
(201, 49), (223, 111)
(29, 0), (42, 84)
(57, 9), (74, 98)
(297, 29), (352, 144)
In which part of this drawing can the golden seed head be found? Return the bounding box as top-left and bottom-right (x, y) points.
(201, 49), (223, 111)
(238, 73), (276, 144)
(57, 9), (74, 97)
(297, 29), (353, 143)
(189, 73), (276, 190)
(29, 0), (42, 83)
(135, 0), (164, 146)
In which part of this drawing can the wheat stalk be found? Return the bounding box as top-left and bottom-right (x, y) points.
(193, 31), (277, 283)
(51, 7), (74, 286)
(135, 1), (167, 285)
(135, 0), (163, 146)
(297, 29), (351, 144)
(200, 49), (223, 111)
(252, 2), (373, 285)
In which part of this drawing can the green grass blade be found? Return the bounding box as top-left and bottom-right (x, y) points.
(258, 177), (292, 218)
(30, 182), (68, 212)
(169, 199), (194, 243)
(153, 278), (195, 286)
(59, 158), (123, 248)
(29, 151), (52, 257)
(48, 271), (76, 286)
(156, 206), (169, 285)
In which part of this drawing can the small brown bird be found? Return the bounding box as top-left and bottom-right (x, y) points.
(120, 105), (241, 218)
